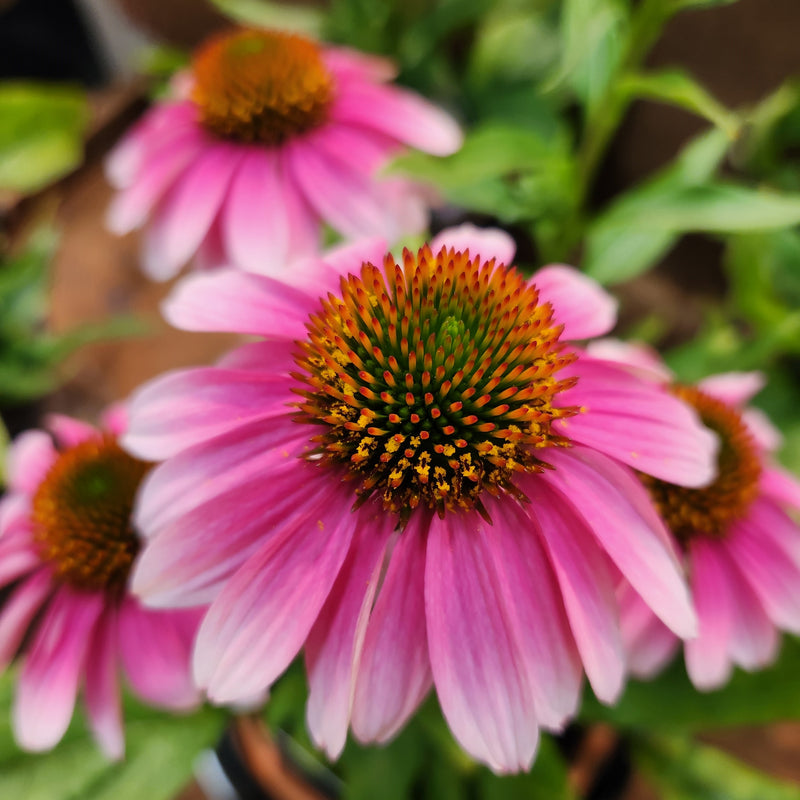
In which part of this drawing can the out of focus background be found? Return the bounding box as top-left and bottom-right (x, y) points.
(1, 1), (800, 798)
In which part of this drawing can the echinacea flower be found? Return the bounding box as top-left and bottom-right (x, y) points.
(106, 27), (462, 280)
(124, 226), (717, 772)
(0, 407), (202, 758)
(602, 345), (800, 689)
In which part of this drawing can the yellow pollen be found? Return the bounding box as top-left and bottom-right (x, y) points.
(31, 435), (150, 593)
(294, 245), (579, 521)
(642, 386), (762, 544)
(191, 28), (333, 145)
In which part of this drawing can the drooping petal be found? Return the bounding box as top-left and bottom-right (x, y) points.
(698, 372), (766, 407)
(524, 479), (624, 704)
(222, 149), (288, 275)
(6, 431), (56, 495)
(84, 608), (124, 760)
(351, 513), (432, 744)
(0, 570), (52, 671)
(533, 266), (618, 341)
(194, 477), (357, 703)
(425, 512), (539, 773)
(685, 539), (734, 690)
(431, 224), (516, 267)
(162, 268), (314, 339)
(306, 510), (392, 758)
(142, 144), (242, 280)
(118, 600), (200, 710)
(585, 339), (674, 383)
(331, 82), (462, 156)
(123, 366), (294, 460)
(556, 356), (718, 488)
(13, 589), (104, 752)
(539, 447), (696, 638)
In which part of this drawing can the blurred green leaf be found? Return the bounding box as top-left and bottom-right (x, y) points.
(636, 734), (800, 800)
(621, 69), (740, 138)
(669, 0), (741, 10)
(0, 83), (88, 193)
(209, 0), (324, 35)
(0, 671), (225, 800)
(584, 128), (729, 283)
(582, 635), (800, 731)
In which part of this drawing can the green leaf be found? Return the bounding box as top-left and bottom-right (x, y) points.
(636, 734), (800, 800)
(669, 0), (741, 10)
(209, 0), (324, 35)
(582, 634), (800, 732)
(0, 671), (226, 800)
(0, 83), (88, 193)
(583, 127), (729, 283)
(620, 69), (740, 138)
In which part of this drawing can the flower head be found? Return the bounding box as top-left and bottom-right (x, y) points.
(601, 345), (800, 689)
(106, 28), (462, 280)
(125, 227), (717, 772)
(0, 408), (202, 758)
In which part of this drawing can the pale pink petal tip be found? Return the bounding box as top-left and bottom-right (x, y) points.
(45, 414), (97, 448)
(585, 338), (674, 383)
(6, 431), (56, 495)
(533, 265), (618, 341)
(698, 372), (766, 406)
(431, 224), (516, 267)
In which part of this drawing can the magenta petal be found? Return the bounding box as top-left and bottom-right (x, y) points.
(143, 144), (242, 280)
(118, 600), (200, 710)
(280, 155), (322, 264)
(533, 266), (618, 341)
(331, 82), (462, 156)
(124, 366), (294, 460)
(618, 582), (678, 679)
(0, 570), (52, 670)
(306, 511), (392, 758)
(431, 224), (516, 266)
(194, 478), (356, 702)
(739, 497), (800, 567)
(323, 46), (397, 84)
(585, 339), (674, 382)
(540, 447), (696, 638)
(425, 512), (539, 773)
(162, 268), (314, 338)
(697, 372), (765, 406)
(761, 467), (800, 511)
(351, 514), (432, 744)
(742, 408), (782, 452)
(84, 608), (124, 760)
(222, 150), (288, 275)
(6, 431), (56, 495)
(45, 415), (97, 448)
(13, 589), (104, 752)
(524, 480), (624, 704)
(556, 356), (718, 487)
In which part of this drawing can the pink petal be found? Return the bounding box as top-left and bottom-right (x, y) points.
(309, 124), (398, 175)
(533, 266), (618, 341)
(697, 372), (765, 406)
(143, 144), (242, 280)
(618, 582), (678, 679)
(585, 339), (674, 383)
(524, 479), (624, 704)
(431, 224), (516, 266)
(194, 478), (357, 702)
(45, 415), (97, 449)
(118, 600), (200, 710)
(741, 497), (800, 569)
(6, 431), (56, 495)
(84, 608), (124, 760)
(100, 404), (128, 437)
(0, 542), (40, 588)
(215, 340), (298, 373)
(13, 589), (104, 752)
(331, 82), (462, 156)
(351, 514), (432, 744)
(685, 539), (734, 690)
(323, 46), (397, 84)
(743, 408), (783, 452)
(478, 495), (583, 728)
(162, 268), (314, 339)
(0, 570), (52, 671)
(761, 466), (800, 512)
(556, 355), (718, 487)
(287, 140), (399, 240)
(306, 511), (392, 758)
(727, 516), (800, 634)
(539, 447), (696, 638)
(123, 366), (294, 460)
(425, 512), (539, 773)
(222, 149), (288, 275)
(0, 494), (30, 538)
(280, 155), (322, 264)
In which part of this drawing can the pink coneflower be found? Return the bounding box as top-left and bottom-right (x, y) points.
(106, 27), (462, 280)
(0, 407), (201, 758)
(608, 352), (800, 689)
(124, 227), (717, 772)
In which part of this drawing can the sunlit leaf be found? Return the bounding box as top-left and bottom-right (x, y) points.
(209, 0), (324, 35)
